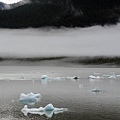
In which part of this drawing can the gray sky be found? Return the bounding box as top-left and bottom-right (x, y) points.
(0, 0), (21, 4)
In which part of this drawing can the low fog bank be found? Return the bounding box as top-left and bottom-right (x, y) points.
(0, 24), (120, 58)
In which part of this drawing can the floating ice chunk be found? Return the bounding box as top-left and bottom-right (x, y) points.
(56, 77), (62, 80)
(20, 92), (42, 99)
(41, 75), (48, 79)
(19, 97), (37, 105)
(79, 84), (83, 88)
(89, 75), (101, 79)
(91, 87), (100, 92)
(44, 103), (54, 111)
(19, 92), (42, 105)
(54, 108), (68, 115)
(32, 76), (35, 80)
(108, 74), (116, 79)
(21, 103), (68, 118)
(21, 105), (44, 116)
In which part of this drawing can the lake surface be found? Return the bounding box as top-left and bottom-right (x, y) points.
(0, 66), (120, 120)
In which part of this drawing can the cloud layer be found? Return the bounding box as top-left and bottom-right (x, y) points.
(0, 24), (120, 57)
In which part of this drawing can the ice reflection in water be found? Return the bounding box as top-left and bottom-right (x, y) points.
(21, 104), (68, 118)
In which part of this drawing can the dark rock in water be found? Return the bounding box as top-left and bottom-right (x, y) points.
(73, 76), (79, 79)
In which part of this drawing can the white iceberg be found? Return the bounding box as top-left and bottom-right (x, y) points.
(19, 97), (37, 105)
(44, 103), (54, 111)
(32, 76), (35, 80)
(20, 92), (42, 99)
(102, 72), (117, 79)
(89, 75), (101, 79)
(21, 103), (68, 118)
(41, 75), (48, 79)
(19, 92), (42, 105)
(91, 87), (100, 92)
(108, 74), (116, 79)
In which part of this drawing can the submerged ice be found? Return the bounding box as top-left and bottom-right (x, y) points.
(21, 103), (68, 118)
(19, 92), (42, 105)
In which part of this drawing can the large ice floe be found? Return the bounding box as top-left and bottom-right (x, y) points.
(41, 75), (79, 82)
(19, 92), (42, 105)
(21, 103), (68, 118)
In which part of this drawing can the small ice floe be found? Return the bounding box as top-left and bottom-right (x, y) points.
(89, 75), (101, 79)
(41, 75), (56, 81)
(19, 92), (42, 105)
(44, 103), (54, 111)
(103, 72), (117, 79)
(94, 72), (100, 75)
(20, 92), (42, 99)
(41, 75), (48, 79)
(32, 76), (35, 80)
(19, 97), (37, 105)
(21, 103), (68, 118)
(108, 74), (116, 79)
(91, 87), (100, 92)
(79, 84), (83, 88)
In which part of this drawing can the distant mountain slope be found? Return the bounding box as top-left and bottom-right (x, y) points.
(0, 0), (120, 28)
(0, 2), (5, 10)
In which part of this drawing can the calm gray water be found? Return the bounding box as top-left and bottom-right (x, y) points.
(0, 66), (120, 120)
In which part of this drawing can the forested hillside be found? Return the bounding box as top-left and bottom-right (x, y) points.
(0, 0), (120, 28)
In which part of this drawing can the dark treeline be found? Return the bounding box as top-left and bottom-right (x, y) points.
(0, 0), (120, 28)
(64, 56), (120, 65)
(1, 56), (120, 65)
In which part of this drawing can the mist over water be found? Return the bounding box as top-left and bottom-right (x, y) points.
(0, 24), (120, 58)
